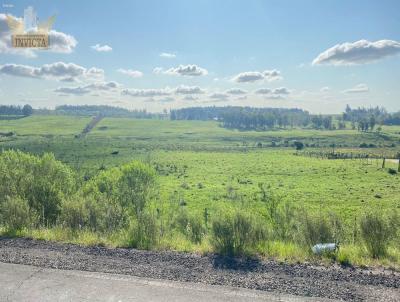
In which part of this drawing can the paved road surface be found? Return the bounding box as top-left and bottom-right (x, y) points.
(0, 262), (332, 302)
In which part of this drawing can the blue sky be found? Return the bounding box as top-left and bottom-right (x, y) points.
(1, 0), (400, 113)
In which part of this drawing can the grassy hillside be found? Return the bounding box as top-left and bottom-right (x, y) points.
(1, 115), (399, 267)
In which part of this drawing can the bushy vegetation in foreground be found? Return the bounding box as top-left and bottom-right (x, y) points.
(1, 150), (399, 268)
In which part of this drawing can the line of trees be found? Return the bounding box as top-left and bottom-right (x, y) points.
(54, 105), (155, 118)
(171, 106), (311, 130)
(0, 104), (33, 116)
(343, 105), (400, 130)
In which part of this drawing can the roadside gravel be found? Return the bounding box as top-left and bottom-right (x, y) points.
(0, 237), (399, 301)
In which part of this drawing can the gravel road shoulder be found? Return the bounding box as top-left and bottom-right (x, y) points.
(0, 237), (399, 301)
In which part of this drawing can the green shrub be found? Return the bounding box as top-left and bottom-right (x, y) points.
(59, 198), (88, 230)
(0, 151), (75, 225)
(118, 161), (157, 215)
(211, 211), (267, 256)
(0, 197), (32, 232)
(360, 212), (396, 258)
(131, 212), (158, 250)
(84, 161), (157, 217)
(60, 194), (126, 233)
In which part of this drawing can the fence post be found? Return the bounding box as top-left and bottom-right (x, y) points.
(382, 158), (386, 169)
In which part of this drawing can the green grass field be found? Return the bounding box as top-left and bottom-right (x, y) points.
(1, 115), (399, 267)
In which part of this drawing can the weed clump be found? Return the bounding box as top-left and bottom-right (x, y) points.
(360, 212), (397, 258)
(211, 210), (266, 256)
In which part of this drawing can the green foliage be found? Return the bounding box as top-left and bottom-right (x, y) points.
(360, 212), (397, 258)
(59, 198), (88, 230)
(211, 210), (267, 256)
(272, 202), (297, 241)
(0, 150), (75, 225)
(130, 212), (158, 250)
(294, 141), (304, 150)
(298, 212), (334, 247)
(0, 197), (32, 232)
(173, 209), (205, 244)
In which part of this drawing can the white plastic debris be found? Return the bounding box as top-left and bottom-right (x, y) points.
(311, 243), (338, 255)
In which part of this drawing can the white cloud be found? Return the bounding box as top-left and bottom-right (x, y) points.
(209, 92), (229, 100)
(163, 64), (208, 76)
(232, 69), (282, 83)
(272, 87), (290, 95)
(48, 30), (77, 53)
(91, 44), (112, 52)
(174, 85), (205, 95)
(254, 87), (290, 99)
(159, 52), (176, 59)
(153, 67), (164, 74)
(225, 88), (247, 95)
(0, 62), (104, 82)
(0, 14), (77, 57)
(117, 68), (143, 78)
(54, 81), (121, 96)
(320, 86), (330, 92)
(121, 88), (171, 97)
(343, 83), (369, 93)
(312, 40), (400, 66)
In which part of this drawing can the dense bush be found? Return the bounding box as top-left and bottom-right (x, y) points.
(84, 161), (157, 217)
(360, 212), (396, 258)
(211, 211), (266, 256)
(59, 198), (88, 230)
(0, 151), (75, 225)
(0, 197), (32, 231)
(118, 162), (157, 215)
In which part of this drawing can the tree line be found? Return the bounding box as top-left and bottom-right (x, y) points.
(170, 106), (339, 130)
(53, 105), (155, 118)
(171, 106), (312, 129)
(343, 105), (400, 131)
(0, 104), (33, 116)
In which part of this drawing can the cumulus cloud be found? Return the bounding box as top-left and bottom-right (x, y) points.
(272, 87), (290, 95)
(48, 30), (77, 53)
(117, 68), (143, 78)
(121, 88), (171, 97)
(225, 88), (247, 95)
(320, 86), (330, 92)
(254, 87), (290, 99)
(0, 62), (104, 82)
(159, 52), (176, 58)
(343, 83), (369, 93)
(54, 81), (121, 96)
(312, 40), (400, 66)
(232, 69), (282, 83)
(161, 64), (208, 76)
(174, 85), (205, 95)
(91, 44), (112, 52)
(0, 14), (77, 57)
(209, 92), (229, 100)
